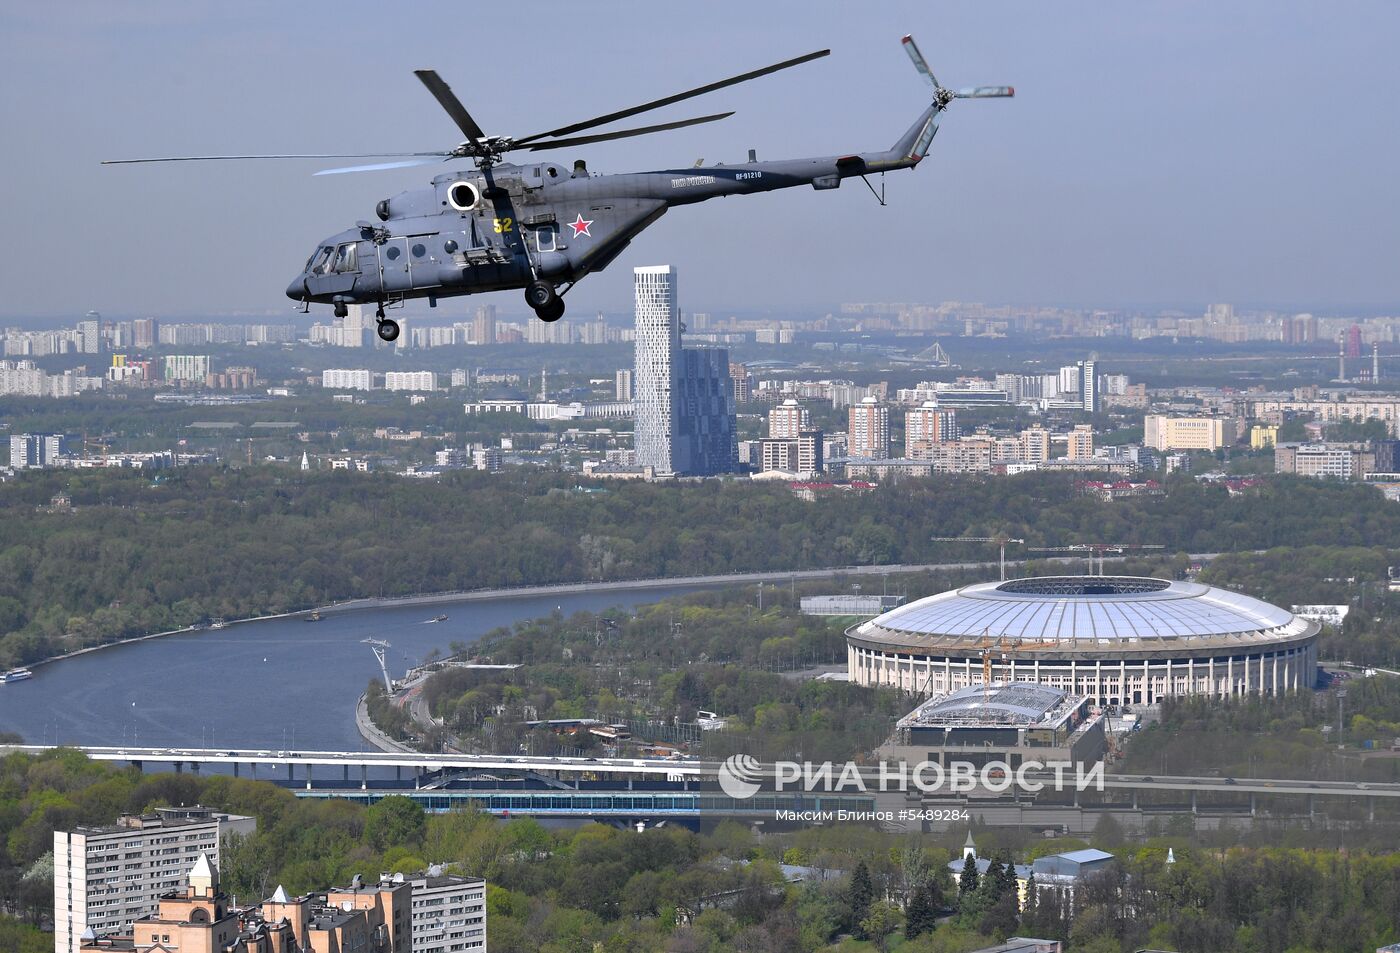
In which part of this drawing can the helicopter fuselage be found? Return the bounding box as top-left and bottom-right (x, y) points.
(285, 103), (935, 317)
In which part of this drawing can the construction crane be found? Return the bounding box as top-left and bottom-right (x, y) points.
(1027, 542), (1165, 575)
(362, 638), (393, 692)
(930, 535), (1025, 581)
(915, 627), (1058, 701)
(972, 632), (1061, 702)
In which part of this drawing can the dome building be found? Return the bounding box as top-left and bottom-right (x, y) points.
(847, 576), (1318, 705)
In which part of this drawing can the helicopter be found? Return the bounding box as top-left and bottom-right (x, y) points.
(103, 36), (1011, 342)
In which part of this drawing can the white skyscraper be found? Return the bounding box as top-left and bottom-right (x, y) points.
(634, 266), (680, 473)
(1080, 359), (1099, 414)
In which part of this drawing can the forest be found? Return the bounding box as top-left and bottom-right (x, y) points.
(408, 586), (927, 761)
(3, 464), (1400, 668)
(3, 749), (1400, 952)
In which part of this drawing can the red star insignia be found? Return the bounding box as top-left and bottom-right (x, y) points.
(567, 213), (593, 238)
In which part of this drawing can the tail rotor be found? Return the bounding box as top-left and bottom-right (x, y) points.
(901, 34), (1014, 108)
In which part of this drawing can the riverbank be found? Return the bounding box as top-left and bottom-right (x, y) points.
(24, 560), (985, 672)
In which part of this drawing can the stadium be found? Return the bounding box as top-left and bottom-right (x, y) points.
(847, 576), (1319, 705)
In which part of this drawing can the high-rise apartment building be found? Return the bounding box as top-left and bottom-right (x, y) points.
(1068, 424), (1094, 459)
(163, 355), (210, 383)
(904, 402), (957, 459)
(848, 396), (890, 459)
(10, 432), (66, 469)
(768, 398), (811, 438)
(632, 266), (735, 475)
(322, 368), (374, 391)
(1079, 359), (1098, 414)
(675, 347), (738, 475)
(634, 266), (680, 473)
(729, 362), (752, 404)
(79, 313), (102, 354)
(615, 368), (633, 401)
(409, 871), (487, 953)
(473, 304), (497, 346)
(1019, 428), (1051, 463)
(384, 371), (437, 392)
(56, 807), (255, 953)
(132, 318), (158, 349)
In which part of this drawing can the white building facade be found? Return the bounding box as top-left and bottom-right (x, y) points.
(409, 872), (487, 953)
(54, 808), (254, 953)
(633, 266), (680, 473)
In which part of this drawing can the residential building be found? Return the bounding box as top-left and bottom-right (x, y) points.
(162, 355), (210, 383)
(1079, 359), (1098, 413)
(322, 368), (374, 391)
(757, 430), (824, 476)
(472, 303), (496, 345)
(131, 318), (158, 349)
(904, 402), (957, 459)
(10, 432), (66, 469)
(1067, 424), (1094, 459)
(615, 368), (633, 401)
(472, 447), (503, 472)
(1144, 414), (1230, 452)
(633, 266), (736, 475)
(384, 371), (437, 392)
(1250, 424), (1279, 449)
(768, 398), (811, 438)
(634, 265), (681, 473)
(56, 807), (255, 953)
(848, 396), (889, 458)
(675, 347), (739, 475)
(1019, 428), (1051, 463)
(408, 870), (487, 953)
(79, 313), (102, 354)
(729, 362), (752, 403)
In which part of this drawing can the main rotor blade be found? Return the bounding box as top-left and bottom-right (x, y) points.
(315, 157), (450, 176)
(954, 86), (1015, 98)
(513, 49), (828, 146)
(901, 34), (939, 89)
(414, 69), (488, 142)
(520, 112), (734, 152)
(102, 152), (451, 165)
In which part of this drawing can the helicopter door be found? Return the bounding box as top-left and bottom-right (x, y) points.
(378, 238), (412, 293)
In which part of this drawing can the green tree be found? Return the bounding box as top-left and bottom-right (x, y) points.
(362, 796), (426, 851)
(905, 878), (941, 939)
(848, 860), (874, 935)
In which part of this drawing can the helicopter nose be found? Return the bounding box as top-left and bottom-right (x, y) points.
(286, 276), (307, 301)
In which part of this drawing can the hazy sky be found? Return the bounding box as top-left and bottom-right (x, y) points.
(2, 1), (1397, 320)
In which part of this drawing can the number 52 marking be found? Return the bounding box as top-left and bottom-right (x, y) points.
(493, 217), (514, 233)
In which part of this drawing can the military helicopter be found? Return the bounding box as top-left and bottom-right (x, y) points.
(104, 36), (1010, 342)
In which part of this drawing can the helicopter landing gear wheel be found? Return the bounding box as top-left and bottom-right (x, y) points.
(534, 298), (565, 323)
(524, 279), (558, 311)
(376, 319), (400, 343)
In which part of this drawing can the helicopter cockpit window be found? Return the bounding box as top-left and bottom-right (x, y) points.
(308, 246), (334, 275)
(332, 243), (358, 274)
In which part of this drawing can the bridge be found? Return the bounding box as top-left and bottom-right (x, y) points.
(6, 745), (1398, 805)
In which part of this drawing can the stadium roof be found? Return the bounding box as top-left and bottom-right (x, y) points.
(858, 576), (1298, 643)
(897, 682), (1081, 729)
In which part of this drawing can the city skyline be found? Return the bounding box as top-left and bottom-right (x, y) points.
(3, 3), (1399, 320)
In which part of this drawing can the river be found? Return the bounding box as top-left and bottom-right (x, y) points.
(0, 583), (726, 752)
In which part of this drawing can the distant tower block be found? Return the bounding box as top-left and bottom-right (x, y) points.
(1375, 343), (1382, 383)
(1339, 338), (1347, 382)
